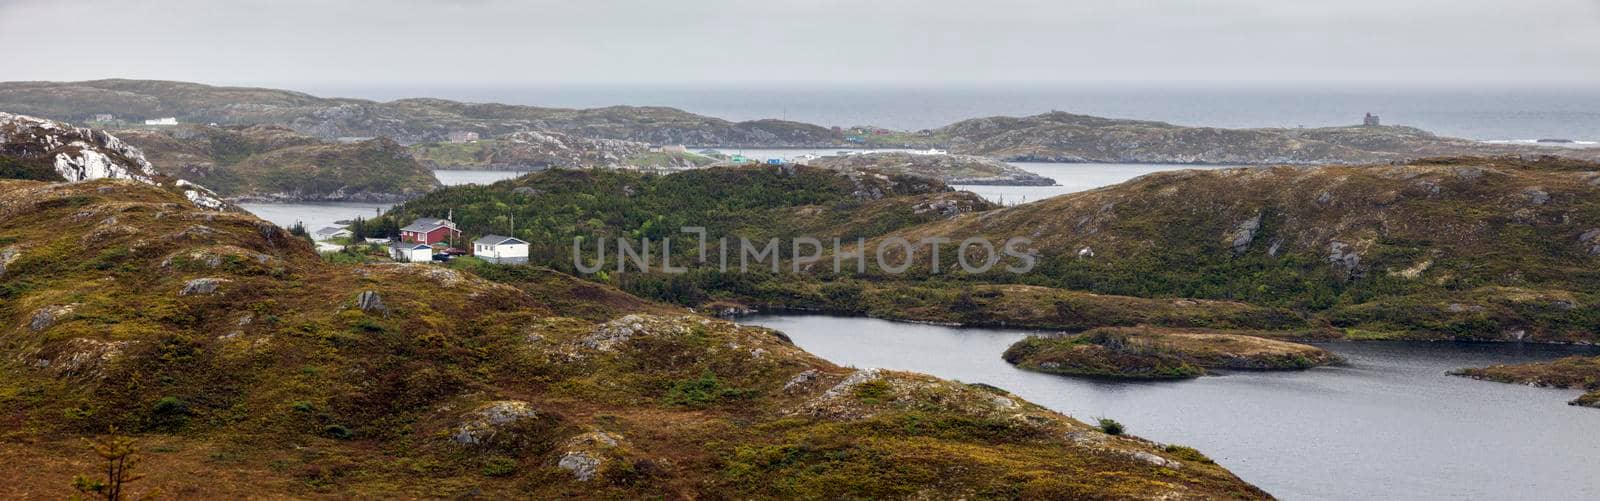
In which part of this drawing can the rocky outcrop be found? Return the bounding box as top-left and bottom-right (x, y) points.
(1226, 212), (1263, 255)
(178, 277), (228, 296)
(117, 124), (441, 202)
(356, 290), (387, 315)
(556, 431), (626, 482)
(580, 314), (694, 352)
(28, 304), (75, 332)
(453, 400), (541, 446)
(0, 112), (226, 208)
(33, 338), (132, 378)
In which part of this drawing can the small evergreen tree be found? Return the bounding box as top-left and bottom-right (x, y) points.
(71, 427), (160, 500)
(350, 217), (367, 240)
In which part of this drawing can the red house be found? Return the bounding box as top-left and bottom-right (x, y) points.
(400, 217), (458, 245)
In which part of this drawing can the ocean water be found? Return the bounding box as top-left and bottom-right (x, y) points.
(301, 84), (1600, 142)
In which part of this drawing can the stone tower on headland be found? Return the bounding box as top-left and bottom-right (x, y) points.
(1363, 112), (1381, 126)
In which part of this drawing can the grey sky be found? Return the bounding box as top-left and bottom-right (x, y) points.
(3, 0), (1598, 87)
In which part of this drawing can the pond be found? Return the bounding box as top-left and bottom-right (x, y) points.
(740, 314), (1600, 501)
(952, 162), (1238, 205)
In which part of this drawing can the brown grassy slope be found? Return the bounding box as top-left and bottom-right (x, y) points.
(0, 179), (1267, 498)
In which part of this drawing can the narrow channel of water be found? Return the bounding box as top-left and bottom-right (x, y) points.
(952, 162), (1236, 205)
(237, 170), (525, 231)
(740, 314), (1600, 501)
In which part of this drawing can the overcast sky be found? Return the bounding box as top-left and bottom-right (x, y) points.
(3, 0), (1598, 88)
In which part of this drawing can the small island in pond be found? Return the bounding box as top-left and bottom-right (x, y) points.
(1003, 327), (1339, 380)
(1451, 356), (1600, 408)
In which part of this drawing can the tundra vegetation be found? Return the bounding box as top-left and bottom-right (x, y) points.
(390, 156), (1600, 400)
(0, 177), (1267, 498)
(115, 124), (442, 202)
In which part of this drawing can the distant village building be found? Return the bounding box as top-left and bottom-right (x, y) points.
(144, 117), (178, 126)
(400, 217), (459, 245)
(389, 242), (433, 262)
(446, 131), (481, 143)
(92, 114), (116, 123)
(312, 227), (352, 241)
(1363, 113), (1381, 127)
(472, 235), (530, 264)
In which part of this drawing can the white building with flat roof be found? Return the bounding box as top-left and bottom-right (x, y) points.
(473, 235), (529, 264)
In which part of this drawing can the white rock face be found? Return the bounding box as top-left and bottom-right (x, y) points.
(1, 112), (226, 209)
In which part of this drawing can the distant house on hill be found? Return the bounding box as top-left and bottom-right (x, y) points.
(91, 114), (116, 123)
(473, 235), (530, 264)
(144, 117), (178, 126)
(400, 217), (458, 245)
(447, 131), (480, 143)
(312, 226), (352, 241)
(1363, 113), (1381, 126)
(389, 241), (433, 262)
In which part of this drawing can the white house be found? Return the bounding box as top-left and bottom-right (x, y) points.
(144, 117), (178, 126)
(312, 226), (352, 241)
(473, 234), (529, 264)
(389, 241), (433, 262)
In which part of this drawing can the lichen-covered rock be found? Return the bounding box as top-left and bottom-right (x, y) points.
(179, 277), (229, 296)
(35, 338), (133, 378)
(581, 314), (692, 352)
(28, 304), (75, 332)
(0, 246), (19, 277)
(556, 431), (626, 482)
(1580, 229), (1600, 255)
(160, 245), (278, 270)
(453, 400), (540, 446)
(1132, 450), (1183, 469)
(356, 290), (387, 315)
(1226, 212), (1263, 255)
(558, 452), (601, 482)
(1327, 240), (1365, 279)
(782, 368), (820, 392)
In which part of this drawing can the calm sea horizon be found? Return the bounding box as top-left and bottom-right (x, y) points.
(291, 83), (1600, 142)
